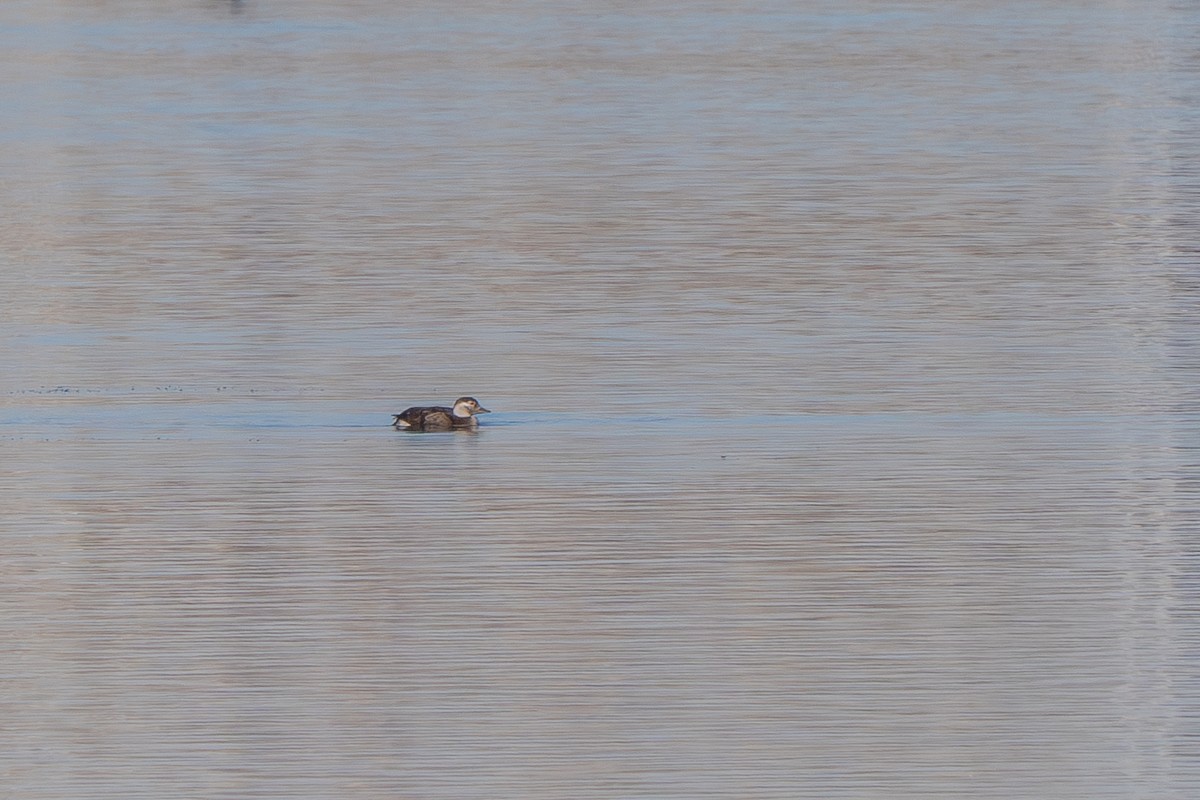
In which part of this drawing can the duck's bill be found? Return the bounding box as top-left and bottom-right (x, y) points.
(476, 407), (491, 413)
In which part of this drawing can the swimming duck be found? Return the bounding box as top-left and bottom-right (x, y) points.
(392, 396), (491, 430)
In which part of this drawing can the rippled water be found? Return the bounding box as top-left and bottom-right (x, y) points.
(4, 2), (1200, 798)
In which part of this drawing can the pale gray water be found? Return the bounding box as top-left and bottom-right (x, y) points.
(3, 1), (1200, 798)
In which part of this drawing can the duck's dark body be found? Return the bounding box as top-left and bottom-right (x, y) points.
(392, 406), (472, 430)
(392, 397), (490, 431)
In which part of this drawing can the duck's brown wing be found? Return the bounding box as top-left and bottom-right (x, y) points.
(393, 406), (454, 429)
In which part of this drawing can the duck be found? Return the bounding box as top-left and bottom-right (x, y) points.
(392, 396), (491, 431)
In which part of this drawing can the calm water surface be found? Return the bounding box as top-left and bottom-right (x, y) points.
(3, 1), (1200, 798)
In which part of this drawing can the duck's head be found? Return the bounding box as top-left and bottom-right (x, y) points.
(452, 397), (491, 417)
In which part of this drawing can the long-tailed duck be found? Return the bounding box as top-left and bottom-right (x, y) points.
(392, 397), (490, 430)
